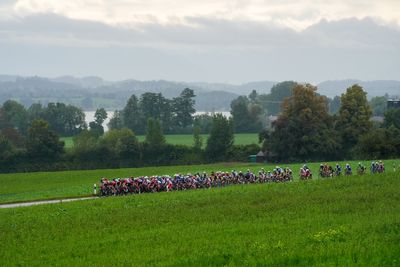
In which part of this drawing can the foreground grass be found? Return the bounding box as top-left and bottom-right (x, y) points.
(0, 173), (399, 266)
(0, 160), (399, 204)
(61, 133), (259, 148)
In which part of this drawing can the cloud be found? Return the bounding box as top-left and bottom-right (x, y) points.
(5, 0), (400, 30)
(0, 10), (399, 83)
(0, 13), (399, 51)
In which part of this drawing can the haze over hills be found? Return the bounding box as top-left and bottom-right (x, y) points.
(0, 75), (399, 111)
(317, 80), (400, 98)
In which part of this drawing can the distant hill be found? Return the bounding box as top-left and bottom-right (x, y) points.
(189, 81), (276, 95)
(317, 80), (400, 98)
(0, 76), (240, 111)
(1, 75), (399, 111)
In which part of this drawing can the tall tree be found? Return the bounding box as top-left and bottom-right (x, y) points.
(145, 118), (166, 148)
(140, 93), (163, 120)
(123, 95), (143, 133)
(1, 100), (28, 134)
(94, 108), (108, 125)
(193, 125), (203, 150)
(89, 108), (108, 136)
(261, 84), (341, 161)
(172, 88), (196, 129)
(205, 113), (234, 162)
(230, 96), (252, 132)
(336, 84), (372, 155)
(108, 110), (124, 130)
(230, 96), (263, 133)
(26, 119), (64, 161)
(248, 90), (258, 103)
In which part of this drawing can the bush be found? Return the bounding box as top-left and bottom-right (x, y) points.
(228, 144), (260, 162)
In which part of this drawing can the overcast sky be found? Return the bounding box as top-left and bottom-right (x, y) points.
(0, 0), (399, 83)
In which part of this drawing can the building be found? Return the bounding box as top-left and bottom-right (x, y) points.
(387, 97), (400, 109)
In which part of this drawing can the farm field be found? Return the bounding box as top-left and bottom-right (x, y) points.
(60, 133), (259, 148)
(0, 160), (399, 204)
(0, 172), (399, 266)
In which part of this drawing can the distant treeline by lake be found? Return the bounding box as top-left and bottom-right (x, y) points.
(84, 111), (231, 132)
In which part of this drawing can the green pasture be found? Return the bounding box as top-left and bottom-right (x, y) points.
(1, 172), (399, 266)
(61, 133), (259, 149)
(0, 160), (399, 204)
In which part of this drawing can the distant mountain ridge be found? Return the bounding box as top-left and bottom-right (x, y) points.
(317, 80), (400, 98)
(0, 75), (399, 110)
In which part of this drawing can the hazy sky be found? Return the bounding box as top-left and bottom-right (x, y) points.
(0, 0), (399, 83)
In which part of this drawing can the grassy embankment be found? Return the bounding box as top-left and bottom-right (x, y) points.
(0, 171), (399, 266)
(61, 133), (260, 149)
(0, 160), (398, 204)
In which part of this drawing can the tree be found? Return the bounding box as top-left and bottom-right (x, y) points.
(172, 88), (196, 129)
(230, 96), (263, 133)
(248, 90), (258, 103)
(123, 95), (143, 133)
(145, 118), (166, 148)
(89, 108), (107, 136)
(257, 81), (297, 115)
(383, 108), (400, 129)
(140, 93), (163, 120)
(102, 128), (140, 161)
(26, 119), (64, 161)
(369, 96), (388, 116)
(0, 134), (15, 164)
(205, 113), (234, 162)
(1, 100), (28, 134)
(336, 84), (372, 155)
(108, 110), (124, 130)
(193, 125), (202, 150)
(72, 130), (101, 161)
(27, 103), (45, 123)
(230, 96), (251, 132)
(43, 103), (86, 136)
(355, 126), (400, 159)
(193, 113), (213, 134)
(329, 96), (341, 115)
(94, 108), (107, 125)
(0, 127), (25, 148)
(261, 84), (341, 161)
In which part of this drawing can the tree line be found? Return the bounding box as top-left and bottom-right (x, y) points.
(1, 82), (399, 173)
(258, 84), (400, 161)
(0, 98), (256, 172)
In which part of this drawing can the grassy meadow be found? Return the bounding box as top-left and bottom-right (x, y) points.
(61, 133), (259, 149)
(0, 160), (399, 204)
(1, 172), (400, 266)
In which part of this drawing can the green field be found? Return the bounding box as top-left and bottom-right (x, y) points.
(0, 160), (399, 204)
(61, 133), (259, 149)
(1, 171), (399, 266)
